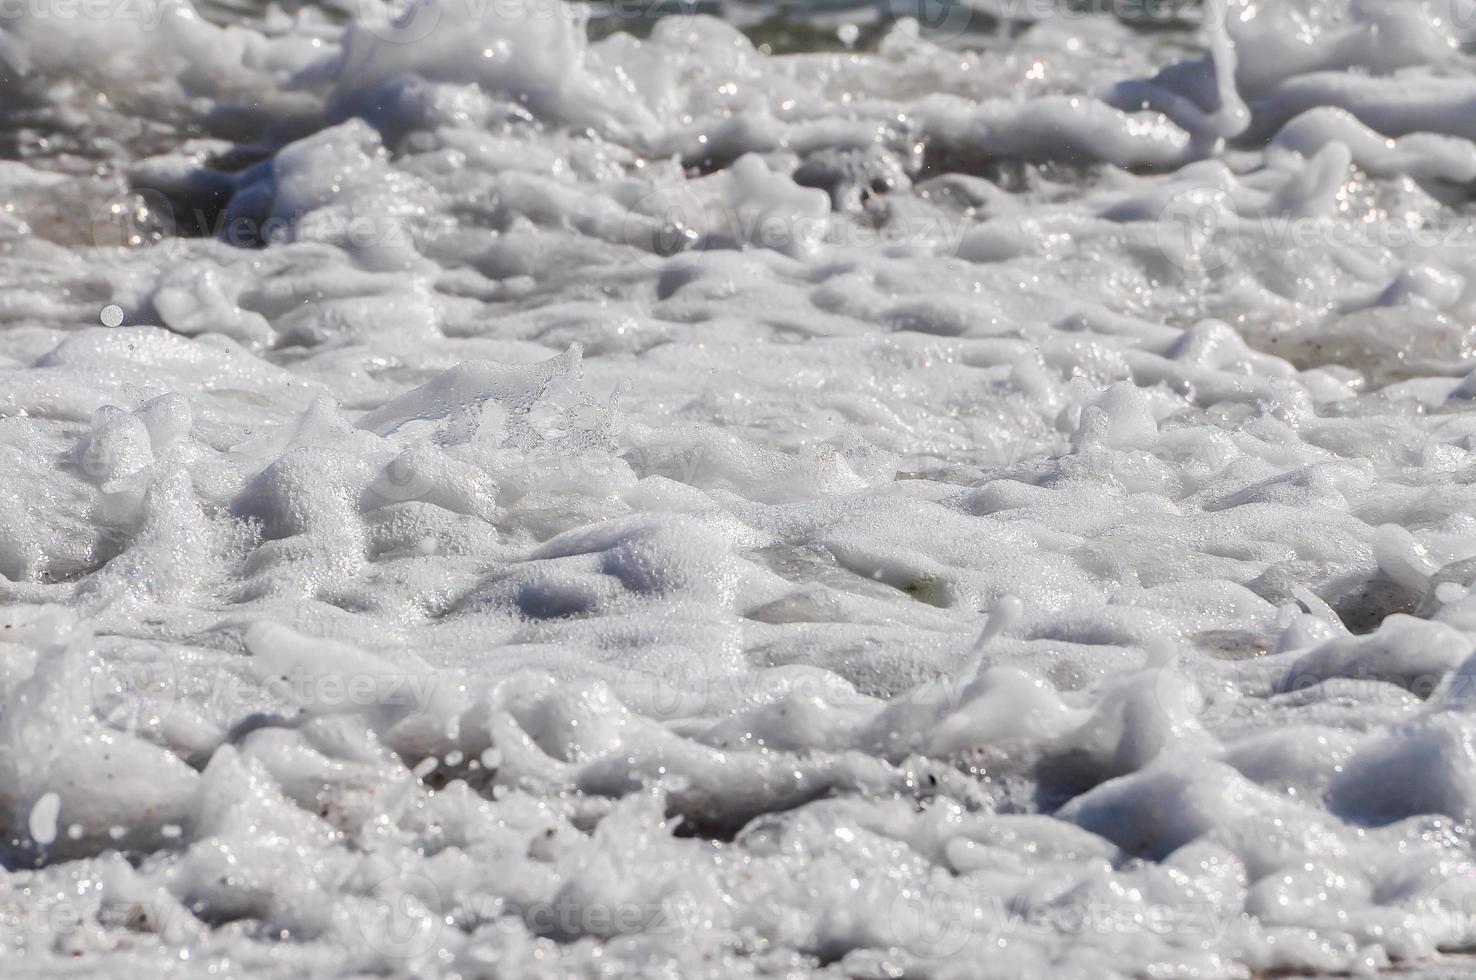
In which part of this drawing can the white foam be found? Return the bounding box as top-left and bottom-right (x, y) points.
(3, 0), (1476, 975)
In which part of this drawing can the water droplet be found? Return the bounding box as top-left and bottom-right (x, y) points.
(28, 792), (59, 846)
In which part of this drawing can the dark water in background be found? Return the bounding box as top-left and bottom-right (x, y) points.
(194, 0), (1206, 52)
